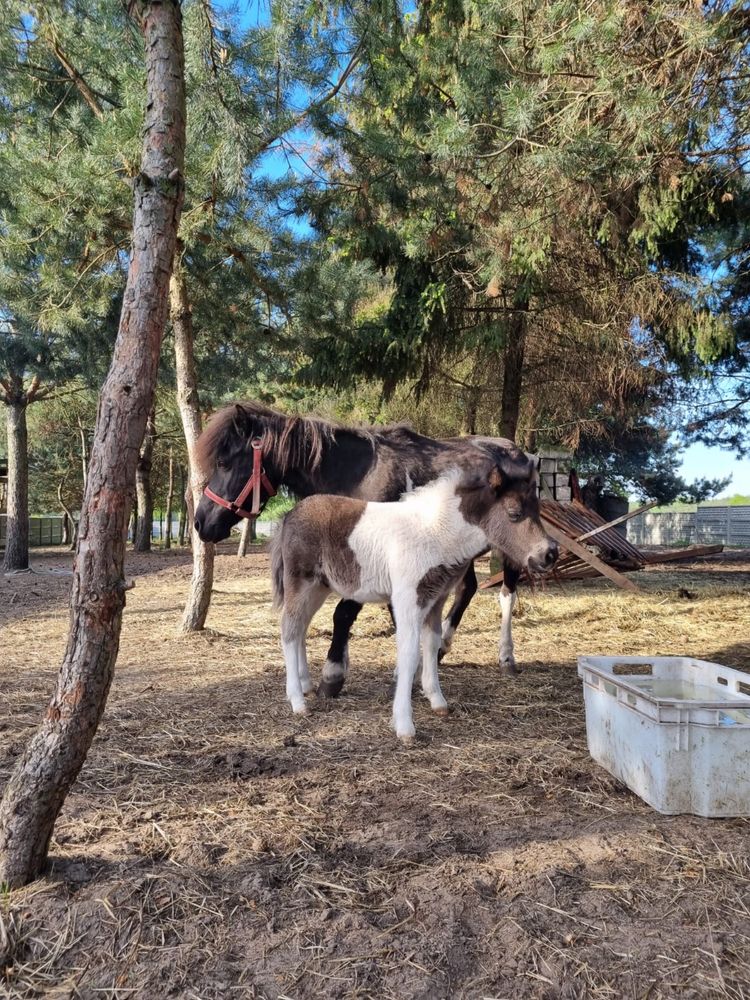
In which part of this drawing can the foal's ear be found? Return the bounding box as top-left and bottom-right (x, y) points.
(488, 466), (504, 494)
(232, 404), (250, 437)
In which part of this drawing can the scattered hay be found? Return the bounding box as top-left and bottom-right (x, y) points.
(1, 547), (750, 998)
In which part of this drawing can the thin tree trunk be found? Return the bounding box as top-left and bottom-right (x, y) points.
(171, 262), (215, 631)
(134, 406), (156, 552)
(177, 464), (187, 546)
(164, 446), (174, 549)
(3, 399), (30, 573)
(57, 481), (77, 550)
(0, 0), (185, 888)
(237, 516), (256, 557)
(78, 417), (88, 491)
(499, 304), (528, 441)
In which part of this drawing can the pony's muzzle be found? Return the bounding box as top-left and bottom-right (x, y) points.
(527, 540), (558, 574)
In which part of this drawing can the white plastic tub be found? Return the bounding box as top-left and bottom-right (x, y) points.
(577, 655), (750, 816)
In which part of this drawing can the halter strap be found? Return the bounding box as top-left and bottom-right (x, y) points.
(203, 438), (276, 519)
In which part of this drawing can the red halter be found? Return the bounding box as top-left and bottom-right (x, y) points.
(203, 438), (276, 519)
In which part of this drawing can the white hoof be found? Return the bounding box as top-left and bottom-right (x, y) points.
(290, 701), (310, 716)
(392, 716), (416, 741)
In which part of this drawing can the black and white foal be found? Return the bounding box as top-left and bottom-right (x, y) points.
(271, 453), (557, 741)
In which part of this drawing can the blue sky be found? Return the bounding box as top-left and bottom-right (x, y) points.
(217, 1), (748, 499)
(681, 442), (750, 497)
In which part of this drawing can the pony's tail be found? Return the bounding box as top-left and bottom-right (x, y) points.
(270, 520), (285, 610)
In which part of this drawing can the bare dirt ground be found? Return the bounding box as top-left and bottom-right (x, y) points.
(1, 545), (750, 1000)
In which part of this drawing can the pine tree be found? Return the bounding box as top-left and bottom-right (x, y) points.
(296, 1), (748, 459)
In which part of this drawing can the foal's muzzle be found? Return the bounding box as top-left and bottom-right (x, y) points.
(527, 540), (559, 574)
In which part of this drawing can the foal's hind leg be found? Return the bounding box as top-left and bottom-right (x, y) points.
(440, 563), (477, 661)
(282, 581), (328, 715)
(421, 601), (449, 716)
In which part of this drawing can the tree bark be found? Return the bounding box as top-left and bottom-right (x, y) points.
(0, 0), (185, 889)
(499, 304), (528, 442)
(134, 406), (156, 552)
(164, 446), (174, 549)
(3, 398), (30, 573)
(171, 262), (215, 631)
(237, 516), (256, 557)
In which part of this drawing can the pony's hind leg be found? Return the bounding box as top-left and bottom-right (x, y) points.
(282, 581), (328, 715)
(421, 602), (448, 716)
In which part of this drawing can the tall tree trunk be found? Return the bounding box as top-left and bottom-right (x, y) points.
(0, 0), (185, 888)
(499, 304), (528, 442)
(3, 399), (30, 573)
(237, 516), (256, 557)
(177, 464), (187, 546)
(164, 446), (174, 549)
(134, 406), (156, 552)
(171, 262), (215, 631)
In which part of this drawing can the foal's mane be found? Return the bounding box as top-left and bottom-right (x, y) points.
(196, 401), (377, 475)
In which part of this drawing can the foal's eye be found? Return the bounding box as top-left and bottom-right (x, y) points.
(507, 508), (522, 522)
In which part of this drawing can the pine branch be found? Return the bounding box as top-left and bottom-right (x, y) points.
(254, 42), (363, 157)
(49, 40), (106, 119)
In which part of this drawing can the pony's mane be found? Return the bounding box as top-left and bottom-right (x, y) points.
(196, 401), (377, 476)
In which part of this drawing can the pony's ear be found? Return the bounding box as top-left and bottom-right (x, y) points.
(232, 404), (250, 437)
(488, 465), (504, 494)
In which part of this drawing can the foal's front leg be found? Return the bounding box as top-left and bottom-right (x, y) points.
(390, 597), (424, 742)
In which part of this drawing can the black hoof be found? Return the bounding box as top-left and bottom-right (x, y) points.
(318, 677), (345, 699)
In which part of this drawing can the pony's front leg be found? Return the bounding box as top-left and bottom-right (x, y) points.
(421, 602), (448, 716)
(319, 599), (360, 698)
(390, 598), (424, 742)
(440, 562), (477, 660)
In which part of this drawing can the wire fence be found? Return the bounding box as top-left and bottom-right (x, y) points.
(627, 506), (750, 548)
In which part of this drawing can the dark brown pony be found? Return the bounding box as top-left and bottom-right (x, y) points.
(194, 402), (532, 692)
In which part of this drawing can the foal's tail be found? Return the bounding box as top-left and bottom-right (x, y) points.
(270, 520), (285, 610)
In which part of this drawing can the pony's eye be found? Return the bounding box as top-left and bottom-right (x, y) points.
(507, 508), (522, 522)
